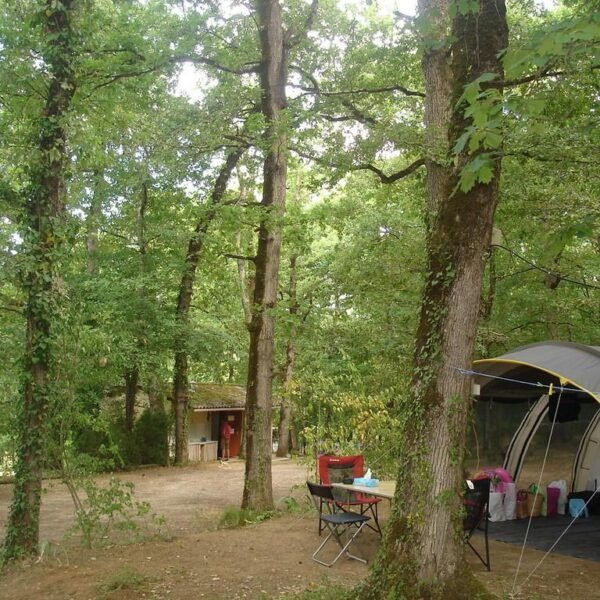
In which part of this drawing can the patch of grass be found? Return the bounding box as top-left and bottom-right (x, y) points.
(288, 582), (351, 599)
(217, 506), (275, 529)
(98, 566), (149, 595)
(218, 492), (310, 529)
(276, 494), (308, 514)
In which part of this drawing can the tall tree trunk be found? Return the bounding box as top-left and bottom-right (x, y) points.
(4, 0), (76, 560)
(276, 256), (298, 457)
(124, 367), (139, 433)
(361, 1), (508, 597)
(242, 0), (289, 511)
(172, 147), (246, 465)
(242, 0), (316, 510)
(123, 181), (149, 433)
(234, 226), (254, 462)
(276, 343), (296, 456)
(232, 169), (255, 460)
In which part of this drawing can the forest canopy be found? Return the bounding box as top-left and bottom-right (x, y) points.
(0, 0), (598, 593)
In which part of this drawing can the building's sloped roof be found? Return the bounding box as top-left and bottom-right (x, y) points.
(189, 383), (246, 409)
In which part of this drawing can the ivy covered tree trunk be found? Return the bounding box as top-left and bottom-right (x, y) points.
(4, 0), (77, 560)
(172, 147), (246, 465)
(242, 0), (289, 512)
(360, 1), (508, 597)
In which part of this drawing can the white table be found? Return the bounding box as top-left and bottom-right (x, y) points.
(331, 480), (396, 500)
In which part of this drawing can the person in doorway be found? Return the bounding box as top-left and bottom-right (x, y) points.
(220, 419), (234, 460)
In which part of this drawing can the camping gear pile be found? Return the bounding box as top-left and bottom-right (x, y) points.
(473, 467), (515, 521)
(473, 468), (575, 521)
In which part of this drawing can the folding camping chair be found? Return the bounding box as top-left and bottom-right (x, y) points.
(318, 454), (382, 535)
(307, 482), (371, 567)
(463, 478), (491, 571)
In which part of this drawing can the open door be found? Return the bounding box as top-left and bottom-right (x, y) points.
(218, 412), (243, 458)
(503, 395), (549, 482)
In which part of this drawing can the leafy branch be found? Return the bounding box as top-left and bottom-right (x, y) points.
(169, 55), (260, 75)
(223, 253), (256, 263)
(292, 147), (425, 184)
(285, 0), (319, 49)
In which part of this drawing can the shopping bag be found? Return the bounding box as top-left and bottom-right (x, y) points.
(548, 479), (568, 515)
(504, 482), (517, 520)
(568, 498), (589, 519)
(546, 486), (560, 517)
(516, 489), (530, 519)
(527, 484), (544, 517)
(488, 491), (506, 522)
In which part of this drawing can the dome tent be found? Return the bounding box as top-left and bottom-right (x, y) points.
(472, 341), (600, 491)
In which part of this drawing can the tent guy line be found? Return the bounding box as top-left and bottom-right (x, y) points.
(511, 386), (564, 594)
(514, 486), (600, 594)
(494, 380), (599, 595)
(455, 367), (596, 397)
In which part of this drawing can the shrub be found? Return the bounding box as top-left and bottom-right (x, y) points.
(68, 476), (167, 548)
(72, 407), (170, 470)
(109, 418), (142, 468)
(135, 409), (169, 466)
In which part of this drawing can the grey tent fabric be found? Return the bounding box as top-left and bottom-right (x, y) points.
(572, 410), (600, 491)
(474, 341), (600, 402)
(503, 395), (549, 482)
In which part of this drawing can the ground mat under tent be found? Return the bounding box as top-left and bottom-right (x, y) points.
(487, 516), (600, 562)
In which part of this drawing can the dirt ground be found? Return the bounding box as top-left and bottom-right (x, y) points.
(1, 457), (599, 600)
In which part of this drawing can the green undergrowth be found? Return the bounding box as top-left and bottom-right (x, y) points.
(276, 493), (306, 514)
(218, 506), (276, 528)
(288, 582), (351, 599)
(97, 566), (151, 596)
(218, 493), (309, 529)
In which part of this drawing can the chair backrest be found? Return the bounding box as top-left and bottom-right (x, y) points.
(469, 477), (491, 496)
(307, 481), (336, 511)
(463, 478), (490, 531)
(318, 455), (364, 485)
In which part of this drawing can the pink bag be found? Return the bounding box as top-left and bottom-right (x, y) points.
(547, 486), (560, 517)
(474, 467), (513, 493)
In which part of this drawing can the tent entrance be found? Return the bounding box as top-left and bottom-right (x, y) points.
(472, 341), (600, 491)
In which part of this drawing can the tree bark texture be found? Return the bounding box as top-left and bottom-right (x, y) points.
(172, 147), (246, 464)
(361, 1), (508, 597)
(4, 0), (77, 559)
(242, 0), (289, 512)
(276, 256), (298, 457)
